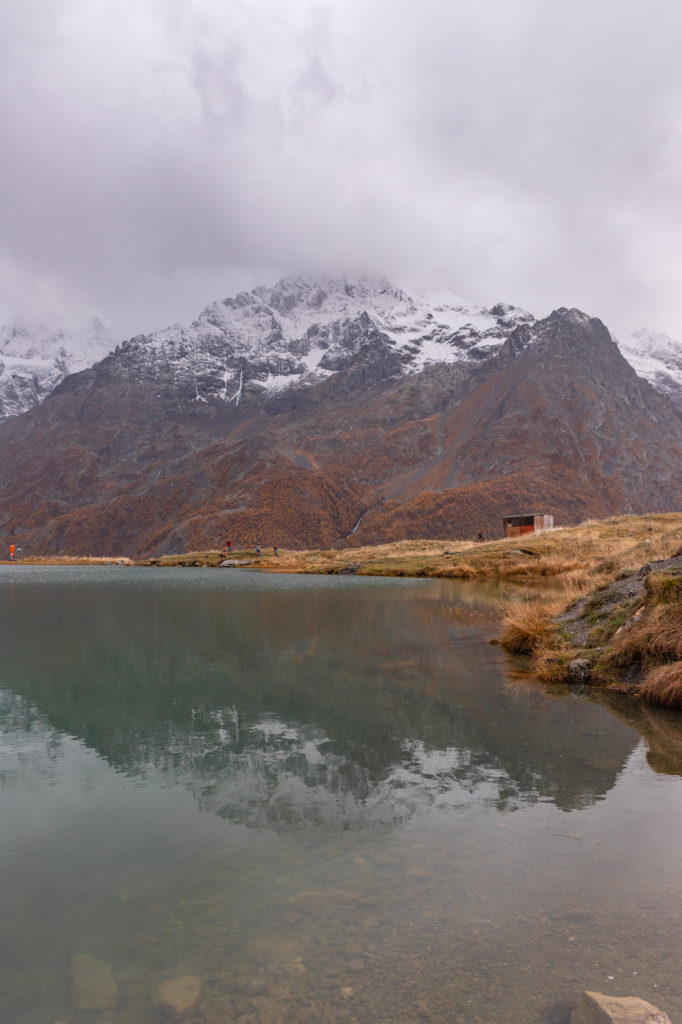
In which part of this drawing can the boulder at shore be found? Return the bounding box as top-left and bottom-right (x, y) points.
(571, 990), (672, 1024)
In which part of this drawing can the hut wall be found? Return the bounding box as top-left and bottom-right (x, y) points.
(503, 513), (554, 538)
(505, 523), (536, 537)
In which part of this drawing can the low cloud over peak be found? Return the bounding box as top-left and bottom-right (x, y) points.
(2, 0), (682, 345)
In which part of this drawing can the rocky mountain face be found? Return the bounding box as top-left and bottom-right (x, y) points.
(0, 278), (681, 557)
(0, 316), (114, 420)
(107, 276), (534, 409)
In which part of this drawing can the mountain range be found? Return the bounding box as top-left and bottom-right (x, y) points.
(0, 276), (681, 557)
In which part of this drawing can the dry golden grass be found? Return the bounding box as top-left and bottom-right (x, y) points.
(533, 647), (577, 681)
(500, 572), (593, 655)
(285, 512), (682, 581)
(499, 545), (682, 711)
(121, 513), (682, 579)
(430, 561), (479, 579)
(640, 662), (682, 710)
(501, 596), (564, 654)
(609, 601), (682, 666)
(646, 572), (682, 604)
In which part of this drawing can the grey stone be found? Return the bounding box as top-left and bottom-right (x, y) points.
(568, 658), (592, 684)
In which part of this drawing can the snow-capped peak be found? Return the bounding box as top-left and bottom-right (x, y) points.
(5, 278), (681, 422)
(122, 276), (535, 405)
(0, 315), (115, 419)
(616, 327), (682, 408)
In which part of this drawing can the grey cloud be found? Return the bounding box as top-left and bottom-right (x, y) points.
(1, 0), (682, 342)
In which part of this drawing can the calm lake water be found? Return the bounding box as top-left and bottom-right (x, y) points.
(1, 566), (681, 1024)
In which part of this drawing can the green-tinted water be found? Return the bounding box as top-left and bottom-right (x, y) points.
(0, 566), (680, 1024)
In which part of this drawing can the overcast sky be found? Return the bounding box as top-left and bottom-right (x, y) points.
(2, 0), (682, 342)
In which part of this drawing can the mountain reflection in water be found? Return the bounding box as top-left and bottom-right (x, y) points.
(3, 567), (682, 1024)
(0, 567), (641, 827)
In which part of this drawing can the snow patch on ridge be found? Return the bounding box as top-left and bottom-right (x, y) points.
(616, 327), (682, 408)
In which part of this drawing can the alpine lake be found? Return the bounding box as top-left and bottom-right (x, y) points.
(1, 566), (681, 1024)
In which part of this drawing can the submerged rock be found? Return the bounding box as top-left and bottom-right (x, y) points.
(571, 990), (672, 1024)
(152, 975), (201, 1021)
(70, 953), (118, 1011)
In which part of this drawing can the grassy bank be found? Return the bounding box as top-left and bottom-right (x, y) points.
(10, 512), (682, 581)
(278, 513), (682, 581)
(499, 518), (682, 710)
(131, 513), (681, 580)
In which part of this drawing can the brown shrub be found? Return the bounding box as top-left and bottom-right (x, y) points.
(640, 662), (682, 710)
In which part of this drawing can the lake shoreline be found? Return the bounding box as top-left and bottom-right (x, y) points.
(4, 513), (681, 710)
(4, 512), (682, 581)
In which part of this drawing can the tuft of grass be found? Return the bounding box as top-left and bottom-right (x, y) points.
(645, 571), (682, 605)
(640, 662), (682, 710)
(500, 575), (590, 656)
(430, 561), (480, 579)
(533, 646), (580, 681)
(609, 602), (682, 667)
(501, 596), (562, 654)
